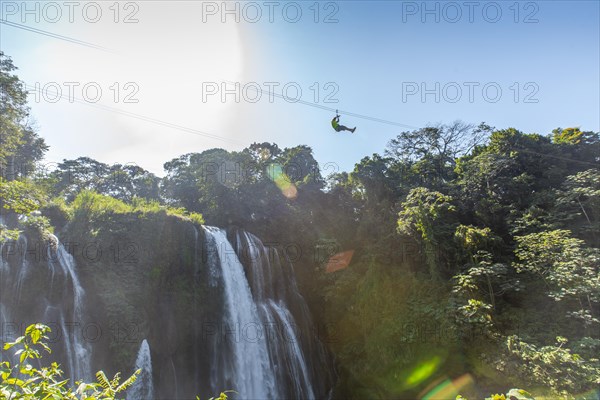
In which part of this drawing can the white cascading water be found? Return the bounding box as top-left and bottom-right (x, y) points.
(0, 217), (11, 362)
(0, 303), (10, 363)
(14, 236), (30, 306)
(127, 339), (155, 400)
(236, 230), (318, 400)
(202, 227), (326, 399)
(0, 233), (91, 381)
(170, 359), (179, 399)
(268, 299), (314, 399)
(47, 235), (92, 383)
(193, 226), (200, 275)
(203, 226), (278, 399)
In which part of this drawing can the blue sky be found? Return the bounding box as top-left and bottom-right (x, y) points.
(1, 1), (598, 176)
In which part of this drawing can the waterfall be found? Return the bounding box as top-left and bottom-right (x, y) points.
(14, 236), (30, 306)
(170, 359), (179, 399)
(202, 226), (329, 399)
(233, 230), (325, 400)
(47, 235), (92, 382)
(127, 339), (155, 400)
(1, 224), (332, 399)
(193, 226), (200, 276)
(203, 226), (278, 399)
(0, 229), (12, 363)
(0, 303), (10, 363)
(268, 299), (314, 398)
(0, 232), (91, 382)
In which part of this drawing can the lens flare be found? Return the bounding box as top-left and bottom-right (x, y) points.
(267, 163), (297, 199)
(405, 356), (442, 388)
(325, 250), (354, 273)
(420, 374), (474, 400)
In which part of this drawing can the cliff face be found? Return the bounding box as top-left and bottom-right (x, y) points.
(1, 211), (333, 399)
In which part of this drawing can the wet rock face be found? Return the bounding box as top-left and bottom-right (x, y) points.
(61, 213), (213, 397)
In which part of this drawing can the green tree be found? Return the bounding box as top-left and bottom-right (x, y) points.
(453, 127), (596, 238)
(386, 121), (491, 188)
(397, 187), (457, 278)
(48, 157), (160, 202)
(278, 145), (324, 190)
(452, 225), (509, 310)
(554, 169), (600, 245)
(0, 51), (48, 236)
(0, 51), (48, 181)
(514, 230), (600, 331)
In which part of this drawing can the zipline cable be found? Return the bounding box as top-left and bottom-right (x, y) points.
(0, 20), (112, 52)
(25, 83), (244, 145)
(221, 80), (419, 129)
(3, 20), (419, 130)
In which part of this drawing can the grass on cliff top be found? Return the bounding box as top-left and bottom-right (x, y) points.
(67, 190), (204, 225)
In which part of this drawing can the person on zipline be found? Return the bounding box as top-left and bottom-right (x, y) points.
(331, 113), (356, 133)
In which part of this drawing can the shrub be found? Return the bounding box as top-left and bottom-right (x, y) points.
(1, 323), (139, 399)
